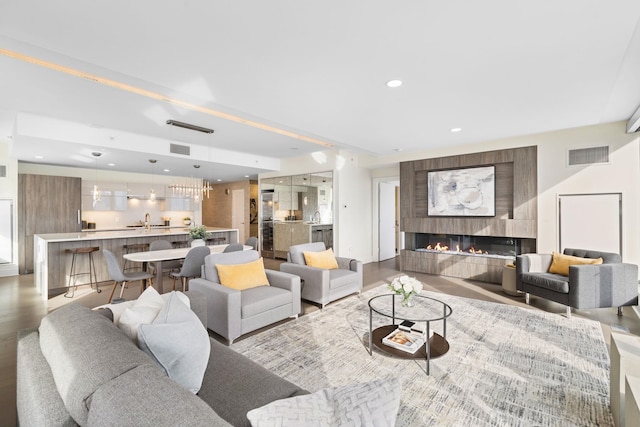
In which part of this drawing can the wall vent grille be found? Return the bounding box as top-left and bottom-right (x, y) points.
(0, 165), (6, 177)
(170, 143), (190, 156)
(568, 146), (609, 166)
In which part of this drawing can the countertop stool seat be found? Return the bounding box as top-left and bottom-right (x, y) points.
(123, 243), (149, 272)
(206, 236), (226, 245)
(65, 246), (101, 298)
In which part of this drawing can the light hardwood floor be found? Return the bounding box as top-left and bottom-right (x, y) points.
(1, 257), (638, 427)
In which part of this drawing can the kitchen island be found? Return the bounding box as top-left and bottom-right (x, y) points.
(34, 227), (238, 299)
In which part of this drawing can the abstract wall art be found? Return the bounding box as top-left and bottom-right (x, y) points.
(427, 166), (496, 217)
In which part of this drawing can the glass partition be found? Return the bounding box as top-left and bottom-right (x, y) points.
(260, 172), (333, 259)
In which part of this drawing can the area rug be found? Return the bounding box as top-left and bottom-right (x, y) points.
(231, 285), (612, 426)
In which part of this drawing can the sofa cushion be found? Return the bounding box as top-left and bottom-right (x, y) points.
(548, 252), (603, 276)
(216, 258), (270, 290)
(203, 250), (260, 282)
(329, 268), (360, 290)
(197, 339), (308, 427)
(118, 286), (166, 340)
(241, 285), (293, 318)
(521, 272), (570, 293)
(39, 303), (156, 425)
(138, 292), (210, 393)
(87, 364), (230, 426)
(303, 248), (339, 269)
(246, 377), (402, 427)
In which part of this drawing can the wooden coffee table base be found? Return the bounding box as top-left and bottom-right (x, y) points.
(371, 325), (450, 361)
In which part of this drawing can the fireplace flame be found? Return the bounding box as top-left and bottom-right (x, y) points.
(425, 243), (488, 255)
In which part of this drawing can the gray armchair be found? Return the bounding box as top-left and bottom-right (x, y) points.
(516, 248), (638, 317)
(189, 250), (301, 344)
(280, 242), (363, 309)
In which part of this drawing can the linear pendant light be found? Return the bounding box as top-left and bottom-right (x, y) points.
(166, 120), (214, 134)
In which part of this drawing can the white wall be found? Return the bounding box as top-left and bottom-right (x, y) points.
(275, 121), (640, 268)
(0, 141), (19, 276)
(363, 121), (640, 265)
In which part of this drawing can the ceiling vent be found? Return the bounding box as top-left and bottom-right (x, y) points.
(567, 146), (609, 166)
(170, 143), (190, 156)
(0, 165), (6, 177)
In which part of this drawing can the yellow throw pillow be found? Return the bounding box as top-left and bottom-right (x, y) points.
(303, 248), (339, 270)
(548, 252), (603, 276)
(215, 258), (270, 290)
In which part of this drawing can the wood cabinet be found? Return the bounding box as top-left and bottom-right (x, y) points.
(18, 174), (82, 274)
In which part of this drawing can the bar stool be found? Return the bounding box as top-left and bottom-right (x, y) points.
(65, 246), (100, 298)
(123, 243), (150, 272)
(206, 236), (226, 245)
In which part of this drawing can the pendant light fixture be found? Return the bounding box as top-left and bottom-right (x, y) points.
(149, 159), (157, 202)
(91, 152), (102, 207)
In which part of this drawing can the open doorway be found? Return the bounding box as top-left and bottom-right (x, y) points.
(374, 178), (400, 262)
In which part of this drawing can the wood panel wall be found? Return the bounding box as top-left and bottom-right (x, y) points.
(400, 146), (537, 244)
(399, 146), (537, 283)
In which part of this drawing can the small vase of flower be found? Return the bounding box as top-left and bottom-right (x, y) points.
(388, 275), (423, 307)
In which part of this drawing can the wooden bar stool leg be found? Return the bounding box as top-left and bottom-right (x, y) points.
(64, 252), (78, 298)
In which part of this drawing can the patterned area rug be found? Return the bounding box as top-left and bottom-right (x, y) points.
(231, 285), (612, 426)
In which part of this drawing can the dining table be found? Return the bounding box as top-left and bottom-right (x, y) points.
(123, 244), (251, 293)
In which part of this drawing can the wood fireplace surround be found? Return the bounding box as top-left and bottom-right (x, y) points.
(400, 146), (537, 284)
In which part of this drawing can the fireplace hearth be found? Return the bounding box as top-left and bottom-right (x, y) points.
(414, 233), (527, 260)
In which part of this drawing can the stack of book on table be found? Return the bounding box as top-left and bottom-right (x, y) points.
(382, 327), (427, 354)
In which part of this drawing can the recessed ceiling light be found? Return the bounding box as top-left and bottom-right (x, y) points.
(163, 169), (170, 172)
(386, 80), (403, 88)
(244, 175), (249, 178)
(216, 179), (222, 182)
(108, 163), (115, 167)
(394, 148), (403, 152)
(450, 127), (462, 133)
(34, 155), (43, 159)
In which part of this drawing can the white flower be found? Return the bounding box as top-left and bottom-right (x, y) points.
(388, 275), (422, 296)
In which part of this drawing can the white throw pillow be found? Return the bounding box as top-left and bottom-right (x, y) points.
(246, 377), (402, 427)
(137, 292), (210, 394)
(118, 286), (165, 341)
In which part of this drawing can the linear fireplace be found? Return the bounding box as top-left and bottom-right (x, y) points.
(414, 233), (532, 260)
(402, 233), (537, 283)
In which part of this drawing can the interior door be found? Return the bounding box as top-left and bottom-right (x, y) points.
(379, 182), (397, 261)
(232, 189), (245, 243)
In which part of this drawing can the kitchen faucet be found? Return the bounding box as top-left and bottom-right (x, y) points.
(313, 211), (321, 223)
(144, 212), (151, 231)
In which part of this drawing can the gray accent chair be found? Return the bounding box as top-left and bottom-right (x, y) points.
(516, 248), (639, 318)
(280, 242), (363, 309)
(223, 242), (245, 253)
(103, 249), (154, 303)
(189, 250), (301, 344)
(246, 236), (259, 251)
(170, 246), (211, 292)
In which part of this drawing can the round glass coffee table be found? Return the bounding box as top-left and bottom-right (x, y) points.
(368, 293), (452, 375)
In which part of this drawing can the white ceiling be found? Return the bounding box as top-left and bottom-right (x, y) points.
(2, 0), (640, 181)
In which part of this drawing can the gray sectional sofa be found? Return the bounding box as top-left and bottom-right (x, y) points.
(16, 291), (308, 426)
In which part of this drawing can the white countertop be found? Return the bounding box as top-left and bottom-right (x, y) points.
(34, 227), (238, 243)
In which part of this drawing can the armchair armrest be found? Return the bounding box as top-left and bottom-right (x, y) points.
(266, 270), (302, 316)
(188, 278), (241, 342)
(280, 262), (331, 303)
(336, 257), (363, 273)
(569, 263), (639, 308)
